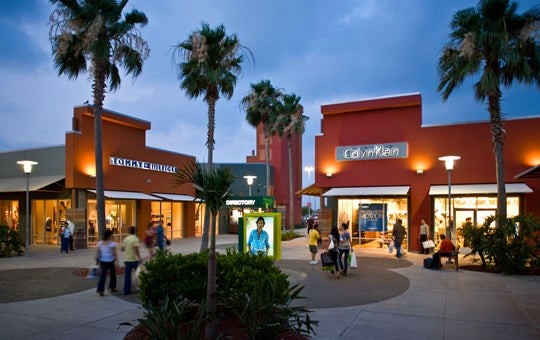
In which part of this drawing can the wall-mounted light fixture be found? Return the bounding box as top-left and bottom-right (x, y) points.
(416, 169), (424, 175)
(325, 172), (333, 178)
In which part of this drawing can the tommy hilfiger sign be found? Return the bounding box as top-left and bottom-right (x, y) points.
(336, 142), (408, 161)
(109, 157), (178, 173)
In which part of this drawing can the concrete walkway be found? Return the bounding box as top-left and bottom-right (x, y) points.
(0, 232), (538, 339)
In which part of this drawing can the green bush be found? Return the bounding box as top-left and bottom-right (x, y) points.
(139, 249), (318, 338)
(281, 230), (301, 241)
(462, 215), (540, 274)
(0, 225), (24, 257)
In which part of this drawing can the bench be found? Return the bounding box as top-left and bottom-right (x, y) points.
(440, 247), (459, 271)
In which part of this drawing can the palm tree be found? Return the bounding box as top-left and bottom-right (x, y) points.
(174, 22), (249, 251)
(49, 0), (149, 240)
(241, 80), (283, 196)
(271, 93), (308, 231)
(438, 0), (540, 225)
(173, 162), (234, 339)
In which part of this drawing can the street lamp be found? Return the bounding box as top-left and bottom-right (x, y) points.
(17, 160), (38, 257)
(243, 175), (257, 196)
(304, 166), (314, 217)
(438, 155), (460, 244)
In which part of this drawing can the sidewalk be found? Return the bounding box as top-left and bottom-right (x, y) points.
(0, 232), (539, 339)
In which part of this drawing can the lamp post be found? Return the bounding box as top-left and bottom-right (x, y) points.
(243, 175), (257, 196)
(438, 156), (460, 245)
(304, 166), (314, 217)
(17, 160), (38, 257)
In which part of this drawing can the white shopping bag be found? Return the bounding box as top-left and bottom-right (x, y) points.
(349, 251), (358, 269)
(388, 241), (394, 253)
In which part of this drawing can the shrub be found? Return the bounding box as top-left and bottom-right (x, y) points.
(0, 225), (24, 257)
(462, 215), (540, 274)
(139, 249), (318, 338)
(281, 230), (300, 241)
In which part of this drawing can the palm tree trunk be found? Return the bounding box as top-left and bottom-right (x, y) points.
(287, 135), (294, 231)
(92, 62), (107, 240)
(264, 132), (271, 196)
(200, 96), (217, 252)
(488, 88), (507, 226)
(204, 213), (218, 339)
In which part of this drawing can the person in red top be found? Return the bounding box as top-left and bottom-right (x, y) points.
(432, 234), (456, 269)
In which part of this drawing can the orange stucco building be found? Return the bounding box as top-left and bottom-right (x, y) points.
(312, 93), (540, 251)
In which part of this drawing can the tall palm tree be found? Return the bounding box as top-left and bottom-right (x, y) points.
(173, 162), (234, 339)
(272, 93), (308, 231)
(438, 0), (540, 225)
(174, 22), (249, 251)
(49, 0), (149, 240)
(241, 80), (283, 196)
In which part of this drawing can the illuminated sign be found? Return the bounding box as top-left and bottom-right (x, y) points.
(336, 142), (408, 161)
(226, 199), (256, 206)
(109, 157), (177, 173)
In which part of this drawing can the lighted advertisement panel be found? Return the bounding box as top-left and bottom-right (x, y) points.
(240, 213), (281, 260)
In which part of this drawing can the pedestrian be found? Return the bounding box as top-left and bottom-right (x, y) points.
(338, 223), (352, 276)
(392, 218), (407, 258)
(121, 226), (142, 295)
(144, 222), (155, 259)
(308, 223), (320, 264)
(96, 229), (118, 296)
(67, 220), (75, 251)
(327, 225), (341, 278)
(60, 220), (71, 253)
(419, 218), (430, 254)
(432, 234), (456, 269)
(155, 220), (165, 250)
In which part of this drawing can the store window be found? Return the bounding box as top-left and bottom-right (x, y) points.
(151, 201), (185, 239)
(0, 200), (19, 230)
(337, 197), (408, 248)
(87, 199), (135, 245)
(31, 199), (71, 245)
(433, 195), (521, 243)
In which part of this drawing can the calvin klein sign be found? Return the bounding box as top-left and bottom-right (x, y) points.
(336, 142), (408, 161)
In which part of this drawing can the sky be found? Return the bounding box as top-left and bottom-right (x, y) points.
(1, 0), (539, 187)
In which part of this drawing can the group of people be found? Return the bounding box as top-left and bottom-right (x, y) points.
(418, 218), (457, 269)
(309, 222), (353, 278)
(96, 220), (170, 297)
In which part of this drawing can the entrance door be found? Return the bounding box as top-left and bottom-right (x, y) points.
(454, 209), (496, 245)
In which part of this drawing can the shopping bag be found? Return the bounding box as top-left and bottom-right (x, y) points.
(349, 251), (358, 269)
(86, 264), (99, 280)
(422, 240), (435, 249)
(388, 241), (394, 253)
(320, 252), (334, 266)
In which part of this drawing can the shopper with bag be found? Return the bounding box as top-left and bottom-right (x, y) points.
(338, 223), (352, 276)
(96, 229), (118, 296)
(308, 223), (320, 264)
(121, 226), (142, 295)
(323, 225), (341, 278)
(418, 219), (430, 254)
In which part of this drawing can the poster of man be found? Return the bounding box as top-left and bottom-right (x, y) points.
(243, 213), (281, 259)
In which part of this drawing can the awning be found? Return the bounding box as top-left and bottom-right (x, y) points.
(152, 193), (197, 201)
(429, 183), (533, 195)
(0, 175), (64, 193)
(514, 165), (540, 179)
(88, 190), (159, 200)
(296, 183), (323, 196)
(323, 186), (410, 197)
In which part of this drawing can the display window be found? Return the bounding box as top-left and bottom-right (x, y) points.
(87, 199), (135, 245)
(31, 199), (71, 245)
(337, 198), (409, 249)
(0, 200), (19, 230)
(433, 195), (521, 246)
(151, 201), (186, 239)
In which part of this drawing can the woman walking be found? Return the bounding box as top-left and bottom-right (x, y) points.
(96, 229), (118, 296)
(338, 223), (352, 276)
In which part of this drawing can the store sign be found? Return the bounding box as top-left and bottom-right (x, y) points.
(336, 142), (408, 161)
(109, 156), (177, 173)
(226, 196), (275, 208)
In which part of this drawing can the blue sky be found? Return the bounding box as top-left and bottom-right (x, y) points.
(1, 0), (539, 187)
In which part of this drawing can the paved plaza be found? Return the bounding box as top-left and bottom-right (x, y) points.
(0, 230), (538, 339)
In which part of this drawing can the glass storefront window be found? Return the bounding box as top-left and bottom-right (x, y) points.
(87, 199), (135, 244)
(31, 199), (71, 245)
(337, 197), (408, 249)
(0, 200), (19, 230)
(151, 201), (186, 239)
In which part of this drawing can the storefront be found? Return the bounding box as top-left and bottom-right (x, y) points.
(0, 106), (199, 248)
(310, 93), (540, 251)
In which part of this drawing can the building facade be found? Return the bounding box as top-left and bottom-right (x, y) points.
(0, 105), (199, 248)
(311, 93), (540, 251)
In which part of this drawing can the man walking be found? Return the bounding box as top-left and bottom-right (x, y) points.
(392, 219), (406, 258)
(122, 226), (142, 295)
